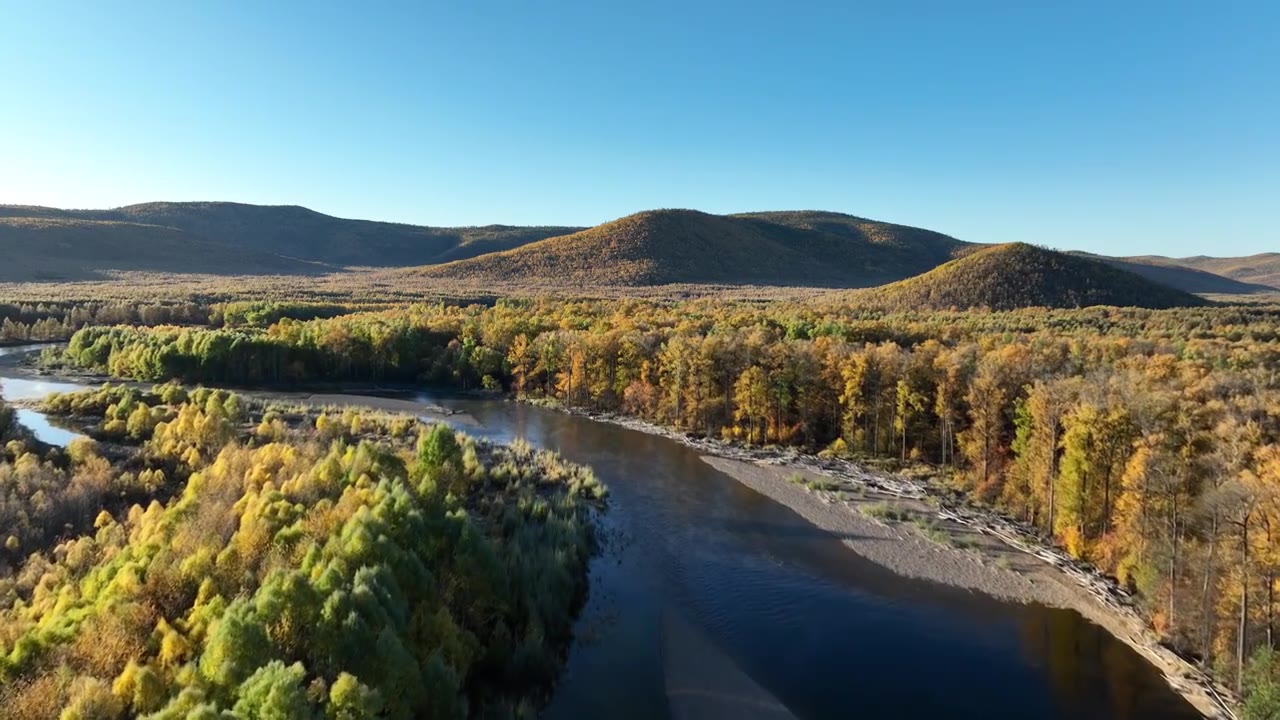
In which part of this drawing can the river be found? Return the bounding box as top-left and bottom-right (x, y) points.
(0, 345), (1202, 719)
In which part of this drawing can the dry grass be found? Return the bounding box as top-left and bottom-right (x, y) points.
(0, 269), (845, 304)
(1139, 252), (1280, 290)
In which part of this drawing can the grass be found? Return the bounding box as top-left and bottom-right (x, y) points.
(862, 502), (910, 522)
(910, 516), (952, 544)
(786, 472), (839, 492)
(899, 514), (984, 551)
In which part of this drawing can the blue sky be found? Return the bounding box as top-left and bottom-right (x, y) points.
(1, 1), (1276, 256)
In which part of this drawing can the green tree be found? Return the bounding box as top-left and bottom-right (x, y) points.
(232, 661), (314, 720)
(327, 673), (384, 720)
(1244, 647), (1280, 720)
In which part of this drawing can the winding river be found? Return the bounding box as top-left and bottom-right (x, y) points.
(0, 345), (1202, 719)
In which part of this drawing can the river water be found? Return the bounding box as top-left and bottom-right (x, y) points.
(0, 345), (1201, 719)
(0, 345), (88, 445)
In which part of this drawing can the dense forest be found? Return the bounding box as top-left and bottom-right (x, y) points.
(0, 384), (604, 718)
(0, 301), (207, 344)
(0, 300), (381, 345)
(42, 297), (1280, 712)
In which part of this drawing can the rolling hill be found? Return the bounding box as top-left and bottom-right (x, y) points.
(408, 209), (977, 287)
(0, 201), (1266, 296)
(0, 217), (323, 281)
(731, 210), (974, 268)
(0, 202), (582, 268)
(1070, 253), (1275, 294)
(862, 243), (1209, 310)
(1120, 253), (1280, 291)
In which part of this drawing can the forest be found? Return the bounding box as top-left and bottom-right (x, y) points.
(36, 296), (1280, 714)
(0, 300), (386, 345)
(0, 383), (604, 718)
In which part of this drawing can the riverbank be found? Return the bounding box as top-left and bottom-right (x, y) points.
(556, 405), (1236, 720)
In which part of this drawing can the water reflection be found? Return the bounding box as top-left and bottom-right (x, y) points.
(0, 368), (88, 448)
(12, 408), (83, 447)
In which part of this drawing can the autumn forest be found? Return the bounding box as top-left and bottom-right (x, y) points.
(0, 288), (1273, 717)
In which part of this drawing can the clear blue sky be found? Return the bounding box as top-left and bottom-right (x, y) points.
(2, 1), (1276, 256)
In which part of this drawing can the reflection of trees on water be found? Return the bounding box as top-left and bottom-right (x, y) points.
(1019, 607), (1190, 720)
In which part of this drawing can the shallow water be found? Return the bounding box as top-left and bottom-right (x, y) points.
(10, 406), (84, 447)
(0, 345), (87, 447)
(0, 349), (1202, 719)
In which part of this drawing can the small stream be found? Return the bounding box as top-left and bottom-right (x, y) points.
(0, 345), (1202, 719)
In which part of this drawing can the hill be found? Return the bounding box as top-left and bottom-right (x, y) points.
(1070, 252), (1274, 294)
(862, 243), (1208, 310)
(409, 209), (977, 287)
(0, 217), (323, 281)
(1120, 253), (1280, 291)
(0, 202), (581, 268)
(731, 210), (974, 268)
(0, 201), (1264, 295)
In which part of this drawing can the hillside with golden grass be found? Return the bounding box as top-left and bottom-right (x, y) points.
(1071, 252), (1275, 294)
(1124, 252), (1280, 291)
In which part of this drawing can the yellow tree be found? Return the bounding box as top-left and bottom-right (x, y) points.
(838, 352), (870, 452)
(894, 379), (926, 462)
(556, 341), (588, 407)
(506, 334), (532, 395)
(733, 366), (770, 445)
(1216, 445), (1280, 691)
(1006, 378), (1075, 531)
(959, 358), (1007, 500)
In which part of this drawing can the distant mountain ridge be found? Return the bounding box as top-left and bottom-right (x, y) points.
(1069, 252), (1275, 294)
(862, 243), (1209, 310)
(1120, 253), (1280, 291)
(0, 201), (1270, 300)
(0, 201), (583, 268)
(0, 216), (322, 281)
